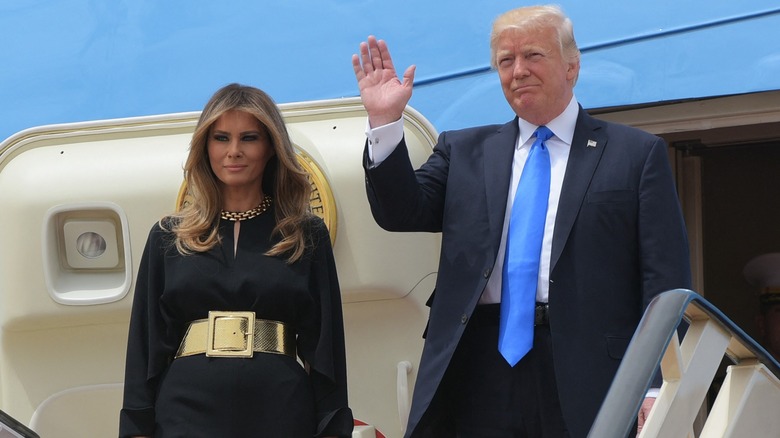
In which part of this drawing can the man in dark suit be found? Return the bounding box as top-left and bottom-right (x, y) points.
(352, 5), (691, 437)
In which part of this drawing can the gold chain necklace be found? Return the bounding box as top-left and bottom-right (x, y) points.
(220, 195), (273, 221)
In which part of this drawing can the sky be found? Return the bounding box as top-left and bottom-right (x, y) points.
(2, 1), (780, 142)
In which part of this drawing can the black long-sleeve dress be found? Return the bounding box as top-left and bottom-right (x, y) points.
(119, 208), (353, 437)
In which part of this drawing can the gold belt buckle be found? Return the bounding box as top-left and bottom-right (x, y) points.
(206, 311), (255, 358)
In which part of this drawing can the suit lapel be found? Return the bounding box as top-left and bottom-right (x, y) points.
(484, 119), (519, 255)
(550, 109), (607, 271)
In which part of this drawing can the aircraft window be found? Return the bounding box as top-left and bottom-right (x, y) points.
(76, 232), (107, 259)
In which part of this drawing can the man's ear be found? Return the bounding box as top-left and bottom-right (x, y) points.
(566, 59), (580, 83)
(569, 60), (580, 72)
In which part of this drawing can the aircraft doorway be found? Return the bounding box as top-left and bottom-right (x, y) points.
(595, 90), (780, 346)
(677, 139), (780, 343)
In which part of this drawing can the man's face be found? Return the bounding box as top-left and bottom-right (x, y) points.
(495, 26), (579, 125)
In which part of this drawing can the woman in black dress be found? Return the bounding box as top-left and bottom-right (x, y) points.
(119, 83), (353, 437)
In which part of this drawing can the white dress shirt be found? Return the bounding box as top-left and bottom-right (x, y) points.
(366, 96), (579, 304)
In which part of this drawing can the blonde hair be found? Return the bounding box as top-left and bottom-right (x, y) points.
(167, 83), (312, 263)
(490, 5), (580, 79)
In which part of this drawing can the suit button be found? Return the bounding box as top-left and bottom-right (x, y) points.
(461, 314), (468, 324)
(483, 268), (491, 278)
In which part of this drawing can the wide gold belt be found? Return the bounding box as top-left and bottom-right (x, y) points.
(175, 311), (295, 359)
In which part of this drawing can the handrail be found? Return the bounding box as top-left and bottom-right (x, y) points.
(589, 289), (780, 438)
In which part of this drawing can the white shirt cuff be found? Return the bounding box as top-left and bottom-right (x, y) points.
(366, 118), (404, 166)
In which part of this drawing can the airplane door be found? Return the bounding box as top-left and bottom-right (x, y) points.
(0, 97), (440, 437)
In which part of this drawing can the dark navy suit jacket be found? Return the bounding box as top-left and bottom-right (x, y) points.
(363, 108), (692, 438)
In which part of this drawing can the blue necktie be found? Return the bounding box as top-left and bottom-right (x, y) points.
(499, 125), (553, 366)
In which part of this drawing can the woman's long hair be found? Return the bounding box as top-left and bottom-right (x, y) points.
(166, 83), (312, 263)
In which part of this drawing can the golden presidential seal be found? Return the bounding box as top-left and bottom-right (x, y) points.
(176, 148), (337, 245)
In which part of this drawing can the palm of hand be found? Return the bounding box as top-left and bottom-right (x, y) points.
(359, 71), (410, 114)
(352, 36), (415, 127)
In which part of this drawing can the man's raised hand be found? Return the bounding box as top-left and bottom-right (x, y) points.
(352, 36), (416, 128)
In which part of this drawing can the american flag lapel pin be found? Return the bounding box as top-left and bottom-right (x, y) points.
(587, 139), (597, 148)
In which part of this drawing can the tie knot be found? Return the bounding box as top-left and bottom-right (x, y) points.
(534, 126), (553, 142)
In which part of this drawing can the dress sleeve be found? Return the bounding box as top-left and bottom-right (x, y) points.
(118, 223), (175, 437)
(300, 219), (354, 438)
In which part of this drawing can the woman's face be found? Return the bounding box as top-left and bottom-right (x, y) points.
(207, 109), (275, 199)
